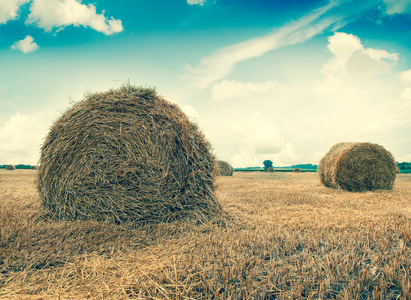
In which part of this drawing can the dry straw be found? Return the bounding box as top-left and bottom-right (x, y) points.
(37, 84), (223, 224)
(267, 167), (274, 172)
(217, 160), (233, 176)
(6, 164), (15, 170)
(318, 142), (397, 192)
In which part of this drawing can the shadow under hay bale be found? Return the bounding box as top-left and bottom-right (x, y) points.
(6, 164), (15, 170)
(267, 167), (274, 173)
(294, 168), (301, 173)
(318, 142), (397, 192)
(217, 160), (233, 176)
(38, 84), (223, 224)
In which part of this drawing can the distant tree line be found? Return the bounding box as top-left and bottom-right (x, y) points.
(291, 164), (318, 170)
(0, 164), (33, 169)
(397, 162), (411, 170)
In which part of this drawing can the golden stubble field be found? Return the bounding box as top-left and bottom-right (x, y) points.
(0, 170), (410, 299)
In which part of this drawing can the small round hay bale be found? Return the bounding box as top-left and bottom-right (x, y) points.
(38, 85), (222, 224)
(267, 167), (274, 172)
(31, 165), (37, 170)
(318, 142), (397, 192)
(294, 168), (301, 173)
(6, 164), (15, 170)
(217, 160), (233, 176)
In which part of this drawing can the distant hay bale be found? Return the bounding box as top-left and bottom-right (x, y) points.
(37, 84), (222, 224)
(396, 166), (400, 174)
(217, 160), (233, 176)
(31, 166), (37, 170)
(294, 168), (301, 173)
(318, 142), (397, 192)
(267, 167), (274, 172)
(6, 164), (15, 170)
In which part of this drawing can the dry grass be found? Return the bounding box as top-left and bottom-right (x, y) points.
(1, 169), (410, 299)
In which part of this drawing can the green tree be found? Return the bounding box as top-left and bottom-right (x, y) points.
(263, 160), (273, 170)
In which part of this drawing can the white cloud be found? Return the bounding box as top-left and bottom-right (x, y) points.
(0, 0), (30, 24)
(0, 113), (46, 165)
(399, 69), (411, 86)
(382, 0), (411, 15)
(182, 0), (381, 90)
(399, 69), (411, 100)
(187, 0), (206, 5)
(26, 0), (123, 35)
(211, 80), (286, 101)
(200, 31), (411, 167)
(205, 110), (289, 167)
(322, 32), (398, 75)
(11, 35), (39, 53)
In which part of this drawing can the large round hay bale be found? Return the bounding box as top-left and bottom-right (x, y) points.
(318, 142), (397, 192)
(217, 160), (233, 176)
(267, 167), (274, 172)
(6, 164), (15, 170)
(38, 85), (222, 224)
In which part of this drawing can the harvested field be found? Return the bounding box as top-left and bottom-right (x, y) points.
(1, 170), (411, 299)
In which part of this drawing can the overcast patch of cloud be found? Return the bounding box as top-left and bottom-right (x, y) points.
(0, 113), (46, 165)
(26, 0), (123, 35)
(11, 35), (39, 53)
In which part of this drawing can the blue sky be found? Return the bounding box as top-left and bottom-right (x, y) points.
(1, 0), (411, 167)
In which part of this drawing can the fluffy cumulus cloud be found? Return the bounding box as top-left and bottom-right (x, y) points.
(0, 0), (30, 24)
(0, 113), (46, 164)
(11, 35), (39, 53)
(187, 0), (206, 5)
(202, 31), (411, 167)
(211, 80), (286, 101)
(382, 0), (411, 15)
(321, 32), (398, 75)
(25, 0), (123, 35)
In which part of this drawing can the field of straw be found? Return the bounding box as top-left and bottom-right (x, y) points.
(1, 169), (410, 299)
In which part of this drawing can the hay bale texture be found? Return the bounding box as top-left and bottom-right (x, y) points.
(217, 160), (233, 176)
(38, 85), (222, 224)
(318, 142), (397, 192)
(267, 167), (274, 172)
(6, 164), (15, 170)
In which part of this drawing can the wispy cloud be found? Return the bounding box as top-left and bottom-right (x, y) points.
(187, 0), (207, 6)
(182, 0), (381, 90)
(11, 35), (39, 53)
(211, 80), (286, 101)
(382, 0), (411, 15)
